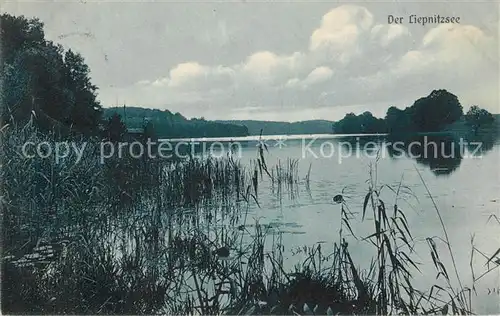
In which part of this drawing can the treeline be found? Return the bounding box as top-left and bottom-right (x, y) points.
(103, 107), (249, 139)
(216, 119), (335, 136)
(334, 90), (495, 135)
(333, 112), (386, 134)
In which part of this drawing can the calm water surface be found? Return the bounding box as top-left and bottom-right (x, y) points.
(169, 134), (500, 313)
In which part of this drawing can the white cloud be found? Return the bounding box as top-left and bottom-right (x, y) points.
(394, 23), (497, 79)
(167, 62), (208, 88)
(142, 62), (236, 92)
(304, 66), (333, 85)
(309, 5), (373, 52)
(371, 24), (408, 47)
(240, 51), (304, 85)
(286, 66), (334, 89)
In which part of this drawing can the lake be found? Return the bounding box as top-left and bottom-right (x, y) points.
(163, 133), (500, 314)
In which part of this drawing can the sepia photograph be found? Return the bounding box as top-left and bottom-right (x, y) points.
(0, 1), (499, 314)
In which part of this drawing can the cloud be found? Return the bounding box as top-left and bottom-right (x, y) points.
(306, 5), (379, 66)
(115, 4), (497, 120)
(393, 23), (497, 82)
(240, 51), (304, 85)
(304, 66), (333, 85)
(139, 62), (235, 92)
(168, 62), (207, 88)
(139, 4), (402, 92)
(310, 5), (373, 53)
(371, 24), (408, 47)
(286, 66), (334, 89)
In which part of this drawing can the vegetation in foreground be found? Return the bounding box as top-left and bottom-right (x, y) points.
(2, 122), (499, 315)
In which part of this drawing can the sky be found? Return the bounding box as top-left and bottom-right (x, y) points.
(2, 1), (499, 122)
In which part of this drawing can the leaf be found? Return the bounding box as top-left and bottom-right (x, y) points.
(362, 192), (370, 220)
(441, 304), (448, 315)
(486, 248), (500, 265)
(430, 251), (438, 269)
(250, 194), (261, 209)
(361, 230), (387, 241)
(342, 217), (356, 237)
(379, 200), (387, 226)
(451, 299), (458, 314)
(398, 216), (413, 239)
(400, 251), (421, 273)
(437, 261), (449, 280)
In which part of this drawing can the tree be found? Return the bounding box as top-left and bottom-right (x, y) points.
(334, 112), (386, 134)
(0, 13), (102, 135)
(103, 107), (249, 138)
(359, 111), (386, 133)
(410, 89), (463, 132)
(465, 105), (494, 135)
(334, 113), (358, 134)
(385, 106), (415, 134)
(105, 113), (127, 142)
(143, 121), (157, 142)
(63, 49), (102, 134)
(0, 14), (45, 67)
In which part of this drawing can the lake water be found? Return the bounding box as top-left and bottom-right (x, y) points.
(163, 133), (500, 313)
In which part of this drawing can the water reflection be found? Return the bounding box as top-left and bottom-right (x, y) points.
(326, 133), (499, 177)
(385, 134), (499, 176)
(169, 132), (499, 177)
(464, 131), (499, 155)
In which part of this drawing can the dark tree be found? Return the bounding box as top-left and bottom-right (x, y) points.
(385, 106), (415, 134)
(359, 111), (386, 133)
(334, 113), (358, 134)
(465, 105), (494, 135)
(410, 89), (463, 132)
(103, 107), (249, 139)
(105, 113), (127, 142)
(334, 112), (386, 134)
(63, 50), (102, 134)
(0, 14), (45, 66)
(143, 120), (157, 142)
(0, 13), (102, 135)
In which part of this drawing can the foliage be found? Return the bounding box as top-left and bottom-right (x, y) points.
(216, 119), (336, 136)
(334, 90), (465, 135)
(385, 106), (416, 134)
(409, 89), (463, 132)
(142, 120), (157, 142)
(383, 90), (464, 135)
(334, 111), (386, 134)
(104, 107), (249, 139)
(104, 113), (127, 142)
(465, 105), (495, 134)
(2, 121), (492, 315)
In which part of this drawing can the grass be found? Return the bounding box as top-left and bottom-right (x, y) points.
(1, 121), (498, 314)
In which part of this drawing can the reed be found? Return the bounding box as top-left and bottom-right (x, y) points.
(1, 122), (484, 315)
